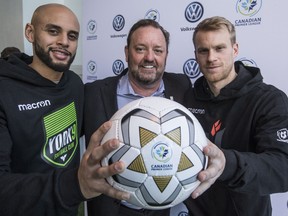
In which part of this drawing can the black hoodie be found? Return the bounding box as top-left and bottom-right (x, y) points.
(0, 53), (84, 215)
(184, 61), (288, 216)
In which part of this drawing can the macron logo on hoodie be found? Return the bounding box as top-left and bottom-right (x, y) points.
(18, 100), (51, 111)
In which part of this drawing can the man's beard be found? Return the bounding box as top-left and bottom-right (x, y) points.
(34, 43), (75, 72)
(128, 61), (165, 86)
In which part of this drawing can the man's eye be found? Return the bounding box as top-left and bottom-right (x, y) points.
(48, 29), (58, 35)
(154, 49), (163, 54)
(216, 46), (225, 52)
(136, 47), (144, 52)
(69, 34), (78, 41)
(198, 49), (208, 54)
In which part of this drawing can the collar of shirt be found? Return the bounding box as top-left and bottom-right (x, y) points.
(116, 72), (165, 109)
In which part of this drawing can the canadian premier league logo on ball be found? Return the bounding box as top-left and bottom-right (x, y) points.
(101, 97), (208, 209)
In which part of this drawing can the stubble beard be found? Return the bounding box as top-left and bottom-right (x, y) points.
(34, 43), (75, 72)
(131, 67), (163, 86)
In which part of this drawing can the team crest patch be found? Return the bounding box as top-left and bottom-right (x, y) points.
(277, 128), (288, 143)
(42, 102), (78, 167)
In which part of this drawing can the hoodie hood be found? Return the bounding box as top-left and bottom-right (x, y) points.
(0, 53), (70, 87)
(193, 61), (263, 101)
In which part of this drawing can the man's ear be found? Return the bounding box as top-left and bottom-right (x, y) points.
(25, 23), (34, 43)
(233, 43), (239, 57)
(124, 45), (128, 63)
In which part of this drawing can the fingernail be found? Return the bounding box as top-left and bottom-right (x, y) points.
(110, 140), (118, 149)
(122, 193), (130, 200)
(193, 193), (199, 199)
(115, 163), (123, 172)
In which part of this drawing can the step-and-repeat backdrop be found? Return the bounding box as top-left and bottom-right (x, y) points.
(82, 1), (288, 215)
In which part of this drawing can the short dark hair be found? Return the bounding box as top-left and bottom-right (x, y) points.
(1, 47), (21, 58)
(126, 19), (170, 51)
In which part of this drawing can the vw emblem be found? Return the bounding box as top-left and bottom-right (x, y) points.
(183, 59), (200, 78)
(112, 60), (125, 75)
(113, 15), (125, 31)
(185, 2), (204, 23)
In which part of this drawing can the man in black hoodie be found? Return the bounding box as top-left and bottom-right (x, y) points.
(184, 16), (288, 216)
(0, 3), (129, 216)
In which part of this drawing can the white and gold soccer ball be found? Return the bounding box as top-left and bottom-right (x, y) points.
(101, 97), (208, 210)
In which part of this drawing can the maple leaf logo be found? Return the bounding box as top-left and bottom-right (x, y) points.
(156, 146), (169, 159)
(240, 0), (257, 12)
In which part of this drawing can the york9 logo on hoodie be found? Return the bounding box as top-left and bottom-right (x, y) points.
(41, 102), (78, 168)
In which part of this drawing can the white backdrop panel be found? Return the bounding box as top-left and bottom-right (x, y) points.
(82, 1), (288, 215)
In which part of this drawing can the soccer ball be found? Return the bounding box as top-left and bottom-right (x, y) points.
(101, 97), (207, 210)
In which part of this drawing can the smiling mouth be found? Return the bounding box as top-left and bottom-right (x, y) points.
(50, 49), (71, 60)
(52, 49), (70, 56)
(142, 65), (155, 69)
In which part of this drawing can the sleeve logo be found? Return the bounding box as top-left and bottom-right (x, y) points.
(277, 128), (288, 143)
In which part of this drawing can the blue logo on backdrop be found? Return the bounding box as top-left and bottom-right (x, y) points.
(112, 60), (125, 75)
(185, 2), (204, 23)
(87, 20), (97, 34)
(86, 60), (98, 81)
(86, 20), (98, 40)
(238, 57), (258, 67)
(111, 15), (127, 39)
(183, 59), (200, 79)
(235, 0), (262, 26)
(113, 15), (125, 31)
(87, 60), (97, 75)
(236, 0), (262, 17)
(145, 9), (160, 22)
